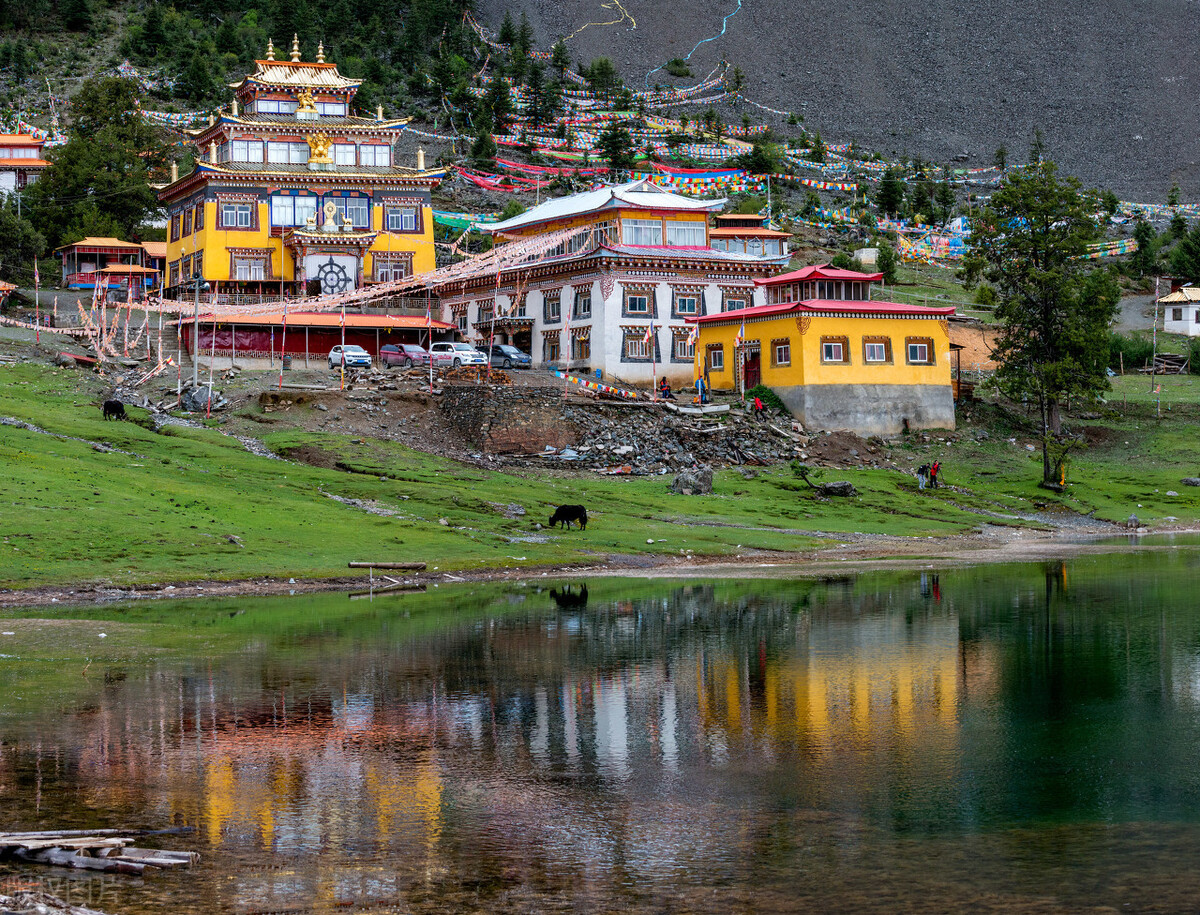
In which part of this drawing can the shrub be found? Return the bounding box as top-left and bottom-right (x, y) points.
(1188, 337), (1200, 375)
(664, 58), (692, 78)
(744, 384), (790, 415)
(1108, 331), (1154, 373)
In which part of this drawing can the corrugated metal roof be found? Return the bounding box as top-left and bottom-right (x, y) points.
(54, 237), (145, 252)
(756, 264), (883, 285)
(202, 311), (454, 330)
(485, 179), (724, 234)
(1159, 288), (1200, 303)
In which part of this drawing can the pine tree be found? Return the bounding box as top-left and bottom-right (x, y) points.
(470, 128), (497, 165)
(483, 77), (512, 134)
(877, 168), (904, 217)
(60, 0), (92, 31)
(551, 39), (570, 79)
(597, 123), (635, 172)
(497, 10), (515, 46)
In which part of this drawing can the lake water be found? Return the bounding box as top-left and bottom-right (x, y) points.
(4, 552), (1200, 913)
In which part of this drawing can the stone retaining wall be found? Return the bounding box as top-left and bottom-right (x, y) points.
(439, 385), (579, 453)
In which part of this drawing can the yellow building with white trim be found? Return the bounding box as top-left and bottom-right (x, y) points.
(693, 265), (955, 435)
(158, 37), (442, 300)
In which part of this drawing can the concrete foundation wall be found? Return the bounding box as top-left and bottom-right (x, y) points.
(774, 383), (955, 436)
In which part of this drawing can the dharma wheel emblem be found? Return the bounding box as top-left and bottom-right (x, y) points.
(316, 257), (352, 293)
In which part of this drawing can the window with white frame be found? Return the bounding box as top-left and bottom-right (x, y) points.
(317, 101), (347, 116)
(324, 196), (369, 229)
(255, 99), (298, 114)
(906, 338), (934, 365)
(673, 293), (699, 317)
(386, 206), (418, 232)
(821, 337), (849, 363)
(624, 330), (651, 359)
(219, 202), (253, 229)
(665, 220), (706, 247)
(708, 345), (724, 371)
(267, 141), (309, 164)
(455, 310), (468, 332)
(233, 258), (266, 281)
(624, 291), (650, 315)
(230, 140), (264, 163)
(333, 143), (356, 165)
(269, 194), (317, 227)
(544, 293), (561, 323)
(863, 337), (892, 363)
(723, 294), (747, 312)
(622, 218), (663, 246)
(359, 144), (390, 166)
(673, 331), (695, 360)
(373, 254), (412, 282)
(573, 289), (591, 318)
(772, 339), (791, 367)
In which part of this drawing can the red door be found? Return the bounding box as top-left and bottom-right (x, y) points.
(744, 348), (761, 388)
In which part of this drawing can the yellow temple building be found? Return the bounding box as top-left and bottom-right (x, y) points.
(159, 37), (444, 300)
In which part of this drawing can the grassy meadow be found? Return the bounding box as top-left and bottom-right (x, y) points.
(1, 360), (1199, 592)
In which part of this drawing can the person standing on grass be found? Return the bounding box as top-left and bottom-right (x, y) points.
(917, 464), (928, 490)
(931, 460), (941, 489)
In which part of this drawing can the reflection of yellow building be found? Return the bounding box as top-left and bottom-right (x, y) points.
(159, 37), (443, 299)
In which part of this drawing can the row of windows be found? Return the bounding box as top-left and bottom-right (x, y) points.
(0, 146), (40, 158)
(1169, 307), (1200, 323)
(221, 139), (391, 167)
(706, 335), (936, 370)
(711, 238), (786, 257)
(165, 251), (411, 287)
(250, 99), (347, 116)
(453, 286), (751, 328)
(171, 197), (423, 235)
(621, 218), (707, 247)
(765, 280), (871, 304)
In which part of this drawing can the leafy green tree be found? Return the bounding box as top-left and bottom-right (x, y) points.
(877, 167), (904, 217)
(962, 161), (1119, 483)
(0, 201), (46, 286)
(1028, 128), (1046, 163)
(1170, 212), (1187, 239)
(179, 48), (215, 102)
(550, 39), (570, 79)
(1169, 221), (1200, 285)
(994, 143), (1008, 172)
(500, 199), (526, 221)
(734, 139), (784, 175)
(483, 77), (513, 134)
(141, 3), (166, 58)
(935, 180), (956, 224)
(60, 0), (92, 31)
(875, 238), (898, 284)
(470, 128), (497, 165)
(1130, 219), (1157, 277)
(596, 122), (635, 172)
(1101, 189), (1120, 216)
(26, 77), (165, 250)
(585, 57), (620, 102)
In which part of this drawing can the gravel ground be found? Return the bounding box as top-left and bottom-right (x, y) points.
(481, 0), (1200, 198)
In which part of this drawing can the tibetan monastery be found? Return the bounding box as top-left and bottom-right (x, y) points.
(432, 179), (787, 386)
(158, 37), (443, 300)
(0, 133), (49, 193)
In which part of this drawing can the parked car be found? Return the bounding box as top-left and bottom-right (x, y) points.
(484, 344), (532, 369)
(379, 343), (431, 368)
(328, 344), (372, 369)
(429, 341), (487, 368)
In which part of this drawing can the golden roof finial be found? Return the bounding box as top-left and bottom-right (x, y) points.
(317, 41), (325, 64)
(290, 34), (301, 62)
(266, 38), (275, 61)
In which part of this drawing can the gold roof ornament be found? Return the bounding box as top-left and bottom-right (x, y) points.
(266, 38), (275, 61)
(317, 41), (325, 64)
(290, 34), (301, 62)
(296, 87), (318, 114)
(307, 132), (334, 164)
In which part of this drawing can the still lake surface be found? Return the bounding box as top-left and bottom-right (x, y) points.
(4, 551), (1200, 913)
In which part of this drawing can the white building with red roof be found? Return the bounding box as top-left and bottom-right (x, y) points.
(0, 133), (49, 193)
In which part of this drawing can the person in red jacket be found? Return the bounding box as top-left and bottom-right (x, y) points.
(930, 460), (941, 488)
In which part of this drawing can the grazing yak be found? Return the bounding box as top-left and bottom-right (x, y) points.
(549, 504), (587, 530)
(102, 399), (126, 421)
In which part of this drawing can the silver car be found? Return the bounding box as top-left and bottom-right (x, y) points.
(429, 342), (487, 368)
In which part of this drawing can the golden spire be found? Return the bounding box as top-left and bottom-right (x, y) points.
(266, 38), (275, 61)
(317, 41), (325, 63)
(290, 34), (301, 62)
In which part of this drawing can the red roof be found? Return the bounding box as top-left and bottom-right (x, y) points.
(0, 134), (46, 147)
(691, 299), (955, 324)
(756, 264), (883, 285)
(197, 311), (455, 330)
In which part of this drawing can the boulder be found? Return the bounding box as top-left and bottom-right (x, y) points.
(1181, 478), (1200, 487)
(180, 385), (227, 413)
(817, 481), (858, 497)
(671, 465), (714, 495)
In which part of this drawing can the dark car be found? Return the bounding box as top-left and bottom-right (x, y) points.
(485, 344), (532, 369)
(379, 343), (431, 368)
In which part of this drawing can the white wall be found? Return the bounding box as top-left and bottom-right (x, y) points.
(1164, 304), (1200, 337)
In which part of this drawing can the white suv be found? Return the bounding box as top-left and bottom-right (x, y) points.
(429, 342), (487, 367)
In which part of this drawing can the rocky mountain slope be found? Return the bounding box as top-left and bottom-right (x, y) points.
(481, 0), (1199, 199)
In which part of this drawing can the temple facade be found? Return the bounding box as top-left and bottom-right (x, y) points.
(158, 37), (442, 300)
(431, 179), (786, 387)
